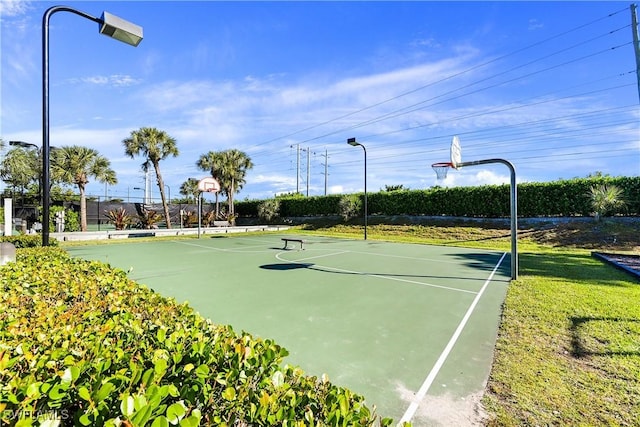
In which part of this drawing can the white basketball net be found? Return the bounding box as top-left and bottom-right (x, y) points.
(432, 163), (452, 180)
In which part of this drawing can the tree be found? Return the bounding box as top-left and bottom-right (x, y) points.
(52, 145), (117, 231)
(0, 147), (39, 201)
(123, 127), (179, 228)
(589, 184), (626, 221)
(219, 149), (253, 220)
(179, 178), (201, 204)
(196, 151), (224, 217)
(383, 184), (407, 192)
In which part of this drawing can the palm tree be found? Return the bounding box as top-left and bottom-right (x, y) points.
(179, 178), (201, 204)
(52, 145), (117, 231)
(589, 184), (626, 221)
(196, 151), (225, 217)
(219, 149), (253, 219)
(123, 127), (179, 228)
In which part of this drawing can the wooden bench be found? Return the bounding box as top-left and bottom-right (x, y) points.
(282, 238), (305, 250)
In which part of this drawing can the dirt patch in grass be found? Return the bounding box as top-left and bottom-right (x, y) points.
(301, 218), (640, 252)
(521, 220), (640, 251)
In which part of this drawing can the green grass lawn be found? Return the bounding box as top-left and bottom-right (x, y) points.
(290, 222), (640, 425)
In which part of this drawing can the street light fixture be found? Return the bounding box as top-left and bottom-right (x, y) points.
(42, 6), (143, 246)
(9, 141), (38, 150)
(347, 137), (367, 240)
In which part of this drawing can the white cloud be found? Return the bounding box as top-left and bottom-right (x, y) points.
(0, 0), (30, 17)
(65, 75), (142, 87)
(328, 185), (344, 194)
(434, 168), (511, 188)
(528, 19), (544, 31)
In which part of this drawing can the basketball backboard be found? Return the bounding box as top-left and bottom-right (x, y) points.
(450, 135), (461, 169)
(198, 177), (221, 193)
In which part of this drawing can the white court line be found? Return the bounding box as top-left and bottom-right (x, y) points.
(287, 251), (350, 262)
(398, 251), (508, 425)
(276, 252), (478, 295)
(172, 240), (271, 253)
(345, 249), (471, 265)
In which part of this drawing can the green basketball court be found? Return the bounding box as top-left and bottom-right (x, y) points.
(66, 233), (511, 425)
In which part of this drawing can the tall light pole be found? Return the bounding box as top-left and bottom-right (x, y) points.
(347, 137), (367, 240)
(42, 6), (143, 246)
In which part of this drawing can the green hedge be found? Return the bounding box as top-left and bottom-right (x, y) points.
(236, 177), (639, 218)
(0, 235), (57, 248)
(0, 248), (390, 426)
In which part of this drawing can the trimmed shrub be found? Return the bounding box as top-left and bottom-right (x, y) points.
(0, 235), (57, 248)
(0, 248), (388, 426)
(237, 177), (639, 219)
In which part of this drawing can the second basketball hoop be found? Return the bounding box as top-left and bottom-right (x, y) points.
(198, 177), (221, 193)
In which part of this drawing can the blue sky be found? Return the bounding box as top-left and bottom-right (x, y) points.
(1, 1), (638, 203)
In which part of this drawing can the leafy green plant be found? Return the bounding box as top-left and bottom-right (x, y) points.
(105, 207), (132, 230)
(45, 206), (80, 232)
(257, 199), (280, 223)
(202, 210), (216, 227)
(338, 194), (361, 222)
(136, 209), (163, 229)
(588, 184), (627, 221)
(0, 247), (387, 426)
(0, 234), (57, 247)
(182, 210), (198, 227)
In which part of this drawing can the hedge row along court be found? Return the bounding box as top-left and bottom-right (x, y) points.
(235, 176), (640, 218)
(0, 246), (392, 426)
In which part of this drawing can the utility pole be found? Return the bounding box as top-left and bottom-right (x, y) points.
(294, 144), (300, 194)
(301, 147), (312, 196)
(632, 4), (640, 103)
(320, 149), (330, 195)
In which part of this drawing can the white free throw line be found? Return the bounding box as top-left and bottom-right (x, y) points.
(398, 251), (508, 425)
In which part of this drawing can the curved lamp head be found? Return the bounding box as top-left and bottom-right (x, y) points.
(347, 137), (360, 147)
(100, 11), (143, 46)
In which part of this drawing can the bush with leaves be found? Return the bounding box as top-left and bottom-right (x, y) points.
(257, 199), (280, 223)
(338, 194), (362, 222)
(0, 234), (57, 247)
(46, 206), (80, 232)
(588, 184), (627, 221)
(105, 207), (133, 230)
(202, 210), (216, 227)
(0, 247), (392, 426)
(136, 209), (163, 229)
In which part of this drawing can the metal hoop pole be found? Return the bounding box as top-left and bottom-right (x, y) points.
(459, 159), (518, 279)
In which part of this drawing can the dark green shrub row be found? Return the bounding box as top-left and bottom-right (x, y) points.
(0, 248), (390, 426)
(0, 235), (58, 248)
(236, 177), (639, 218)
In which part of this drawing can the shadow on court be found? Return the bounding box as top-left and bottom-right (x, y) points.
(447, 252), (513, 278)
(260, 263), (313, 270)
(260, 261), (498, 283)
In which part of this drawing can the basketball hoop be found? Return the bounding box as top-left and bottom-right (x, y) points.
(432, 162), (453, 180)
(198, 177), (221, 193)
